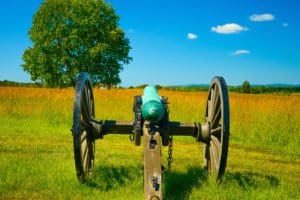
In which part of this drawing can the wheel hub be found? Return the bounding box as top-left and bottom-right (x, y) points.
(196, 122), (210, 143)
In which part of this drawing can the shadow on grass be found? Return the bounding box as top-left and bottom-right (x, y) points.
(163, 169), (280, 199)
(84, 165), (279, 198)
(163, 167), (207, 200)
(86, 165), (142, 191)
(223, 171), (280, 189)
(86, 165), (207, 198)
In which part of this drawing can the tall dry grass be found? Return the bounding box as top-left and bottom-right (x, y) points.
(0, 86), (299, 153)
(0, 86), (299, 199)
(229, 93), (300, 154)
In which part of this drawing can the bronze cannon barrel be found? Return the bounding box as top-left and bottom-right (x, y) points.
(141, 86), (165, 123)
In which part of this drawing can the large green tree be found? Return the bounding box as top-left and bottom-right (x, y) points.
(22, 0), (131, 88)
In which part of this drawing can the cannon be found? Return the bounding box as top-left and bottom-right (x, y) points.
(71, 72), (230, 200)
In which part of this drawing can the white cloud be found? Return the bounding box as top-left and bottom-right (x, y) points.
(232, 49), (250, 56)
(282, 22), (288, 27)
(250, 14), (275, 22)
(211, 23), (248, 34)
(187, 33), (198, 40)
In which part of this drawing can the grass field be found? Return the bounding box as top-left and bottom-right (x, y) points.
(0, 86), (299, 199)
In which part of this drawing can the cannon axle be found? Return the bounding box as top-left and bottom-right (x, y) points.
(89, 119), (211, 143)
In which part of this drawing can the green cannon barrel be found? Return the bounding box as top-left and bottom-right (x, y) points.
(142, 86), (165, 123)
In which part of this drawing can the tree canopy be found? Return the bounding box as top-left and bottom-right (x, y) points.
(242, 80), (251, 93)
(22, 0), (131, 88)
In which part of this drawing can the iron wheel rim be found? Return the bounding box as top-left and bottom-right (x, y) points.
(72, 72), (95, 182)
(203, 76), (230, 180)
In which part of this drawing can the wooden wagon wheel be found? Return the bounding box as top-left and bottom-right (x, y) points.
(204, 76), (230, 180)
(72, 72), (95, 182)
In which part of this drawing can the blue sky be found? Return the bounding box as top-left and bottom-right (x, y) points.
(0, 0), (299, 86)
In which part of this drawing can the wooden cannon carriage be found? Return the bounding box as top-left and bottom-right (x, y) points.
(71, 72), (230, 200)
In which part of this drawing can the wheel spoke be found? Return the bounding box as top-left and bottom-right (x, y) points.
(211, 85), (219, 114)
(80, 131), (88, 143)
(211, 136), (221, 155)
(211, 126), (222, 139)
(211, 86), (220, 122)
(81, 131), (88, 145)
(89, 98), (94, 120)
(84, 84), (91, 115)
(207, 100), (212, 122)
(210, 136), (221, 171)
(83, 147), (89, 172)
(209, 141), (219, 172)
(85, 84), (94, 121)
(81, 91), (90, 123)
(211, 105), (221, 128)
(208, 87), (215, 121)
(87, 86), (92, 116)
(81, 137), (88, 171)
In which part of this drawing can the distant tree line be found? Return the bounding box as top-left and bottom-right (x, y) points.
(227, 80), (300, 94)
(0, 80), (39, 87)
(229, 85), (300, 94)
(129, 84), (209, 92)
(129, 81), (300, 94)
(1, 80), (299, 94)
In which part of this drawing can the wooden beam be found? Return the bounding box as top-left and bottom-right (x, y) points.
(143, 122), (162, 200)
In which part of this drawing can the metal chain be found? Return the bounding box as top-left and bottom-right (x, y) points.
(164, 134), (173, 174)
(129, 132), (135, 141)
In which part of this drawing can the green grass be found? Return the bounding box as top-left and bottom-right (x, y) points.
(0, 87), (299, 199)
